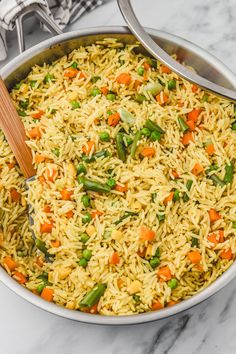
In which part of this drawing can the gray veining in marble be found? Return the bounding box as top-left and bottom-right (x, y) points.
(0, 0), (236, 353)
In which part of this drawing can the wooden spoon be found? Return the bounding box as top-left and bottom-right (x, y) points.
(0, 77), (35, 178)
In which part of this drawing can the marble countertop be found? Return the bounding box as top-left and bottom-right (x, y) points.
(1, 0), (236, 353)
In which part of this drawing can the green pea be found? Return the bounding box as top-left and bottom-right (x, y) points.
(149, 257), (160, 269)
(81, 195), (91, 208)
(19, 99), (29, 109)
(79, 258), (88, 268)
(107, 110), (113, 116)
(37, 283), (45, 294)
(52, 148), (60, 157)
(80, 233), (90, 243)
(107, 178), (116, 189)
(82, 249), (92, 260)
(232, 221), (236, 229)
(30, 80), (37, 88)
(150, 131), (161, 141)
(168, 79), (176, 90)
(91, 76), (101, 83)
(44, 74), (54, 83)
(70, 101), (81, 109)
(231, 121), (236, 131)
(82, 213), (92, 224)
(134, 94), (147, 104)
(77, 163), (87, 175)
(70, 62), (78, 69)
(99, 131), (110, 142)
(141, 127), (151, 137)
(137, 67), (145, 76)
(91, 87), (101, 96)
(17, 110), (27, 117)
(106, 93), (116, 101)
(123, 135), (133, 146)
(168, 278), (178, 289)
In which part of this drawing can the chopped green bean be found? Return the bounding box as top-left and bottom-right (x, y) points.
(114, 211), (138, 225)
(35, 239), (51, 258)
(78, 177), (111, 194)
(82, 150), (110, 163)
(168, 79), (176, 90)
(178, 117), (189, 133)
(30, 80), (37, 88)
(183, 180), (193, 202)
(201, 94), (209, 103)
(91, 76), (101, 83)
(14, 83), (21, 90)
(134, 94), (147, 104)
(208, 174), (225, 187)
(52, 148), (60, 157)
(223, 161), (234, 184)
(44, 74), (54, 83)
(77, 163), (87, 175)
(17, 110), (27, 117)
(146, 57), (157, 68)
(37, 283), (45, 294)
(70, 62), (78, 69)
(157, 213), (165, 222)
(231, 121), (236, 130)
(144, 119), (165, 134)
(191, 237), (199, 248)
(232, 221), (236, 229)
(81, 195), (91, 208)
(173, 189), (180, 202)
(115, 133), (127, 162)
(131, 131), (142, 158)
(79, 283), (107, 308)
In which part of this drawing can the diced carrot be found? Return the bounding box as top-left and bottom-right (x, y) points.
(143, 72), (148, 81)
(13, 271), (27, 284)
(51, 240), (60, 248)
(141, 147), (156, 157)
(208, 209), (221, 223)
(185, 120), (195, 131)
(65, 210), (74, 219)
(46, 168), (57, 182)
(10, 188), (21, 202)
(82, 140), (95, 155)
(156, 92), (169, 105)
(140, 226), (156, 241)
(117, 278), (124, 289)
(188, 251), (201, 264)
(205, 144), (215, 155)
(177, 101), (184, 107)
(207, 230), (224, 247)
(116, 73), (131, 85)
(164, 191), (174, 205)
(110, 251), (120, 265)
(137, 247), (147, 258)
(114, 182), (128, 193)
(94, 118), (100, 125)
(134, 80), (142, 90)
(35, 154), (46, 164)
(43, 205), (51, 213)
(187, 109), (202, 122)
(171, 170), (179, 179)
(28, 127), (41, 139)
(60, 189), (73, 201)
(157, 266), (172, 281)
(151, 300), (163, 311)
(7, 161), (16, 169)
(191, 163), (204, 176)
(40, 221), (53, 233)
(108, 112), (120, 127)
(192, 84), (198, 93)
(89, 304), (98, 314)
(31, 110), (44, 119)
(64, 67), (78, 78)
(91, 210), (103, 219)
(195, 264), (204, 272)
(41, 288), (54, 302)
(167, 300), (178, 307)
(160, 65), (172, 74)
(220, 248), (233, 260)
(38, 175), (46, 184)
(101, 87), (109, 95)
(79, 71), (87, 79)
(4, 256), (17, 272)
(35, 256), (44, 267)
(181, 131), (194, 146)
(143, 62), (151, 70)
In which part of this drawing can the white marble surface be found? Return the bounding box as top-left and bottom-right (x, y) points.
(1, 0), (236, 353)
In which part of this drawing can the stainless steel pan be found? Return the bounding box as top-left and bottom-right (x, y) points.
(1, 27), (236, 325)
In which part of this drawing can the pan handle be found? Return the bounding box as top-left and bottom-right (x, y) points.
(15, 3), (63, 53)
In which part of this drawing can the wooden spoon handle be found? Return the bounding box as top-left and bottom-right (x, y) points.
(0, 77), (35, 178)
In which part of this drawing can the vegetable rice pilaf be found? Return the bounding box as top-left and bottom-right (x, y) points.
(1, 38), (236, 315)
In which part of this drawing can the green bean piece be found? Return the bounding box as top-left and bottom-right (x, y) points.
(137, 67), (145, 76)
(131, 130), (142, 158)
(144, 119), (165, 134)
(232, 121), (236, 131)
(191, 237), (199, 248)
(223, 161), (234, 184)
(44, 74), (54, 83)
(173, 189), (180, 202)
(35, 239), (51, 257)
(178, 117), (189, 133)
(146, 57), (157, 68)
(134, 94), (147, 104)
(157, 213), (165, 222)
(208, 174), (225, 187)
(232, 221), (236, 229)
(168, 79), (176, 90)
(14, 83), (21, 90)
(52, 148), (60, 157)
(119, 57), (125, 66)
(106, 93), (116, 101)
(91, 76), (101, 83)
(80, 233), (90, 243)
(99, 131), (110, 142)
(82, 150), (110, 163)
(150, 131), (161, 142)
(78, 176), (111, 194)
(107, 110), (113, 116)
(79, 283), (107, 308)
(81, 195), (91, 208)
(115, 133), (127, 162)
(107, 178), (116, 189)
(77, 163), (87, 175)
(114, 212), (138, 225)
(37, 272), (49, 284)
(149, 257), (160, 268)
(141, 127), (151, 137)
(183, 180), (193, 202)
(133, 294), (141, 303)
(70, 62), (78, 69)
(206, 164), (219, 173)
(82, 249), (92, 261)
(70, 101), (81, 109)
(37, 283), (45, 294)
(168, 278), (178, 289)
(90, 87), (101, 96)
(122, 134), (133, 146)
(18, 110), (27, 117)
(82, 213), (92, 224)
(201, 94), (209, 103)
(151, 192), (157, 202)
(79, 258), (88, 268)
(30, 80), (37, 88)
(155, 247), (161, 258)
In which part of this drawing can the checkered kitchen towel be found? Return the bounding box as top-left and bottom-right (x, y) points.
(0, 0), (103, 60)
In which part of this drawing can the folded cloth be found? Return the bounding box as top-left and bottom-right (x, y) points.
(0, 0), (103, 60)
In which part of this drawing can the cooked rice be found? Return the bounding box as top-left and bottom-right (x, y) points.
(0, 39), (236, 315)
